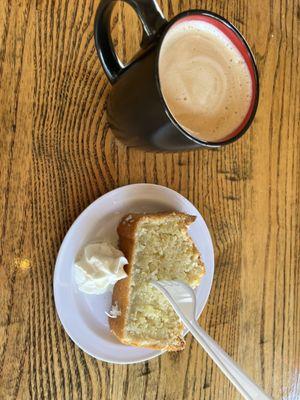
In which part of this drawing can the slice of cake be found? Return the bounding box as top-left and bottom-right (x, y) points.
(109, 212), (205, 351)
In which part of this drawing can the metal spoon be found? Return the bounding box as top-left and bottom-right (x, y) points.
(152, 280), (272, 400)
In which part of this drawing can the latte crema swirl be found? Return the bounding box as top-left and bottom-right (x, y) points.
(159, 20), (252, 142)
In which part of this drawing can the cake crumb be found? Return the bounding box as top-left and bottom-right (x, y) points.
(105, 301), (121, 318)
(123, 214), (134, 223)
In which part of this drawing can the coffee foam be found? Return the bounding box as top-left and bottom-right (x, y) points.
(158, 20), (252, 142)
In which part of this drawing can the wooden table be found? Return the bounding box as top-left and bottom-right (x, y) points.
(0, 0), (299, 399)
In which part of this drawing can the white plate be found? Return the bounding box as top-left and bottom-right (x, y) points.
(54, 184), (214, 364)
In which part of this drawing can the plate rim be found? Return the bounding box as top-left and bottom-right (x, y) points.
(53, 183), (214, 364)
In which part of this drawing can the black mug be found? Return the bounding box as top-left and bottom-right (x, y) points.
(94, 0), (259, 152)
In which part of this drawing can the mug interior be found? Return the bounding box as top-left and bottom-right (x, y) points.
(157, 12), (259, 146)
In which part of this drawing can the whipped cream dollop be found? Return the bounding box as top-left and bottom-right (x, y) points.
(74, 242), (128, 294)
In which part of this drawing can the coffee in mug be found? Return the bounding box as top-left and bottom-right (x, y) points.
(159, 18), (253, 143)
(95, 2), (259, 151)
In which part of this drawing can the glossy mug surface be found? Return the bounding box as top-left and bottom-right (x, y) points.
(94, 0), (259, 151)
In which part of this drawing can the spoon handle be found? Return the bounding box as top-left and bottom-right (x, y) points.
(184, 318), (272, 400)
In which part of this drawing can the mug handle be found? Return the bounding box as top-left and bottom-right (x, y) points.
(94, 0), (167, 84)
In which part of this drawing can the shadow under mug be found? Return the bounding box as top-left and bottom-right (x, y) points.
(94, 0), (259, 152)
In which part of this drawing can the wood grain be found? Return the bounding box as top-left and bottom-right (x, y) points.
(0, 0), (299, 399)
